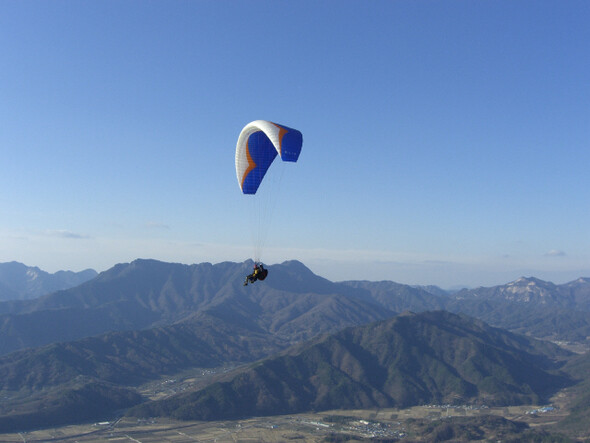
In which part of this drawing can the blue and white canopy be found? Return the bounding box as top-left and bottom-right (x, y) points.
(235, 120), (303, 194)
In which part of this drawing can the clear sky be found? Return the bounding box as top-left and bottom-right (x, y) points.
(1, 0), (588, 288)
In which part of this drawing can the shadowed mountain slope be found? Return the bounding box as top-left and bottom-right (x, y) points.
(2, 260), (588, 358)
(0, 312), (287, 391)
(0, 262), (399, 391)
(553, 351), (590, 437)
(0, 260), (401, 356)
(342, 280), (448, 312)
(0, 378), (141, 433)
(128, 311), (572, 421)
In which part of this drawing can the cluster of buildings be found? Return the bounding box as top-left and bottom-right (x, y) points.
(346, 420), (406, 439)
(525, 406), (556, 415)
(298, 418), (407, 439)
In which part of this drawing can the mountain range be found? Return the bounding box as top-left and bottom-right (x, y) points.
(0, 259), (588, 434)
(128, 310), (571, 421)
(3, 259), (588, 358)
(453, 276), (590, 309)
(0, 261), (97, 302)
(0, 260), (398, 356)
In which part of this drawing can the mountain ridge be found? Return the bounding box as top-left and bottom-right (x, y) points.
(128, 311), (572, 421)
(0, 259), (399, 356)
(1, 259), (588, 357)
(0, 261), (97, 302)
(452, 275), (590, 309)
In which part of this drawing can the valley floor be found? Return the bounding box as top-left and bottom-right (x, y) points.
(0, 403), (574, 443)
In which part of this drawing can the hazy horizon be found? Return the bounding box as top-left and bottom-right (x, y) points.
(2, 257), (588, 291)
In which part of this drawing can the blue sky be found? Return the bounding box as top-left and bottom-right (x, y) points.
(1, 0), (588, 288)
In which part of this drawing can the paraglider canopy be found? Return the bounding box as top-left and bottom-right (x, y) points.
(235, 120), (303, 194)
(235, 120), (303, 265)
